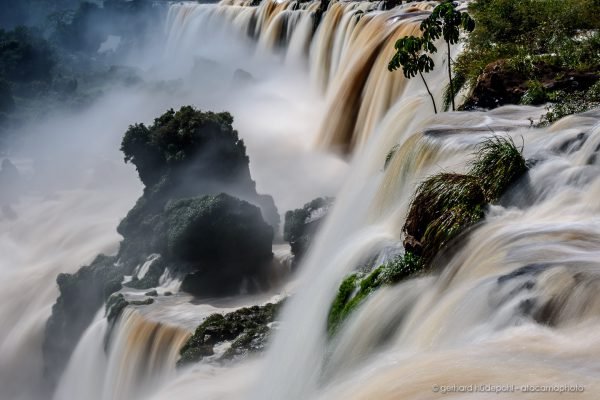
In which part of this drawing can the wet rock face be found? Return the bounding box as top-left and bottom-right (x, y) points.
(283, 197), (333, 265)
(462, 59), (599, 110)
(178, 301), (284, 366)
(43, 254), (125, 386)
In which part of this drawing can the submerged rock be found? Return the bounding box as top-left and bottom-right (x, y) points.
(178, 301), (284, 366)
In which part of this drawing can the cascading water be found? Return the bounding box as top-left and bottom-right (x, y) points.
(2, 1), (600, 400)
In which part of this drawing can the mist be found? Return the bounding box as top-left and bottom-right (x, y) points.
(0, 2), (346, 399)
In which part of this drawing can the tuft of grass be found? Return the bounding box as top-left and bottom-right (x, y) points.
(403, 173), (486, 260)
(422, 203), (484, 255)
(469, 135), (527, 201)
(328, 136), (528, 337)
(327, 252), (423, 336)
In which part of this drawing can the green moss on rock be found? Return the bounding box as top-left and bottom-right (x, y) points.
(330, 136), (528, 336)
(328, 252), (422, 335)
(178, 301), (283, 366)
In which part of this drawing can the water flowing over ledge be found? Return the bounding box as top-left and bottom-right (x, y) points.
(1, 1), (599, 400)
(166, 0), (446, 154)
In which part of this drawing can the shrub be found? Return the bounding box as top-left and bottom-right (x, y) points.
(520, 80), (548, 105)
(539, 81), (600, 125)
(403, 173), (486, 260)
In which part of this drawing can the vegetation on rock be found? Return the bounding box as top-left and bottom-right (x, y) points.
(178, 301), (283, 366)
(455, 0), (600, 110)
(329, 136), (528, 334)
(328, 252), (422, 335)
(538, 81), (600, 126)
(45, 106), (280, 386)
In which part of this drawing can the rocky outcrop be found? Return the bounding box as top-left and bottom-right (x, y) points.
(44, 106), (280, 388)
(461, 60), (599, 110)
(283, 197), (333, 265)
(178, 301), (283, 366)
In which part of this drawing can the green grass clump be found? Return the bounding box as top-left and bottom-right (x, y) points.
(330, 136), (527, 337)
(469, 136), (527, 201)
(422, 203), (485, 255)
(403, 173), (486, 260)
(327, 252), (423, 335)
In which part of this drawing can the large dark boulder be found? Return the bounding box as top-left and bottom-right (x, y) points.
(165, 194), (274, 296)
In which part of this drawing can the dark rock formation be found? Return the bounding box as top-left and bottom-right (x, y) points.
(171, 194), (274, 296)
(44, 254), (124, 385)
(283, 197), (333, 265)
(44, 107), (280, 387)
(178, 301), (283, 366)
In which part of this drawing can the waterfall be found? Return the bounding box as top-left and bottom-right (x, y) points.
(165, 0), (447, 154)
(1, 1), (599, 400)
(55, 309), (190, 400)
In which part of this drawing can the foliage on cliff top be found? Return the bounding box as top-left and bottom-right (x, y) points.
(454, 0), (600, 99)
(121, 106), (249, 188)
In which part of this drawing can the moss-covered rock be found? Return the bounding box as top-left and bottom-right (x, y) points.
(178, 301), (283, 366)
(403, 173), (486, 261)
(44, 107), (281, 387)
(284, 197), (333, 264)
(327, 252), (422, 335)
(329, 136), (528, 335)
(405, 136), (527, 262)
(170, 194), (274, 296)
